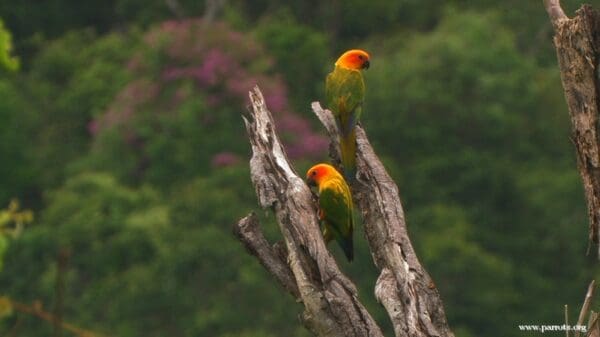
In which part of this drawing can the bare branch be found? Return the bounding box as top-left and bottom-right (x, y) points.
(575, 281), (596, 337)
(237, 86), (384, 337)
(10, 299), (109, 337)
(312, 102), (454, 337)
(374, 268), (408, 337)
(566, 304), (570, 337)
(588, 311), (600, 337)
(544, 0), (568, 28)
(233, 212), (300, 298)
(545, 4), (600, 257)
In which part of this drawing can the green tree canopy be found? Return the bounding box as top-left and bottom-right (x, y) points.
(0, 19), (18, 72)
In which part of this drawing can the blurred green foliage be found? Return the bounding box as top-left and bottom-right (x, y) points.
(0, 19), (18, 72)
(254, 10), (329, 110)
(0, 1), (599, 336)
(26, 30), (137, 189)
(0, 200), (32, 324)
(0, 200), (32, 271)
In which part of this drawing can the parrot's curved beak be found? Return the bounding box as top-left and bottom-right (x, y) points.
(306, 177), (316, 187)
(363, 60), (370, 69)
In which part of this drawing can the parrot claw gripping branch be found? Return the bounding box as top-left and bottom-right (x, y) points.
(234, 85), (454, 337)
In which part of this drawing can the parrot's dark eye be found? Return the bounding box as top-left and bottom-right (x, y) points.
(358, 54), (364, 60)
(311, 171), (317, 176)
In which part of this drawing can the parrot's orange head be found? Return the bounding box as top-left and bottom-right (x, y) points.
(306, 163), (338, 187)
(335, 49), (370, 70)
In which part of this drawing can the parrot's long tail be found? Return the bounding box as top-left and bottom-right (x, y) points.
(339, 128), (356, 180)
(337, 235), (354, 262)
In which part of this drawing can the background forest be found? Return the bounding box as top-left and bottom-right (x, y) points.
(0, 1), (599, 336)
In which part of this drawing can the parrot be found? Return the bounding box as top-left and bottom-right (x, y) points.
(306, 163), (354, 262)
(325, 49), (370, 180)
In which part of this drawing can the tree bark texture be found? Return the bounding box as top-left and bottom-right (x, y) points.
(544, 1), (600, 256)
(312, 103), (453, 337)
(237, 87), (383, 337)
(234, 86), (454, 337)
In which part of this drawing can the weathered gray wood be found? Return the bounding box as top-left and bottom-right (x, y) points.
(312, 102), (454, 337)
(235, 86), (383, 337)
(544, 0), (600, 256)
(544, 4), (600, 337)
(576, 281), (595, 337)
(233, 212), (299, 298)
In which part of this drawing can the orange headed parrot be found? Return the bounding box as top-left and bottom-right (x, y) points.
(326, 49), (370, 180)
(306, 163), (354, 262)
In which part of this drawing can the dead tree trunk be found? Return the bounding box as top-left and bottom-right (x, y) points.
(312, 102), (453, 337)
(234, 86), (454, 337)
(544, 0), (600, 257)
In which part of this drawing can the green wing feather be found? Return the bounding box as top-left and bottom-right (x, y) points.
(325, 66), (365, 179)
(319, 178), (354, 262)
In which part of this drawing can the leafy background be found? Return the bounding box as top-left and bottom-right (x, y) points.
(0, 1), (599, 336)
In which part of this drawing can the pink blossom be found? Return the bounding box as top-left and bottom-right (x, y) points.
(88, 120), (99, 135)
(264, 91), (288, 112)
(278, 114), (310, 134)
(196, 49), (231, 85)
(162, 67), (186, 81)
(225, 76), (255, 98)
(94, 17), (328, 167)
(211, 152), (241, 167)
(298, 134), (329, 158)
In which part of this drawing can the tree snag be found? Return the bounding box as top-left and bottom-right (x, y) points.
(234, 86), (454, 337)
(312, 102), (453, 337)
(544, 0), (600, 256)
(236, 87), (383, 337)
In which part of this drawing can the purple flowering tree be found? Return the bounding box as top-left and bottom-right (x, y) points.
(90, 19), (327, 185)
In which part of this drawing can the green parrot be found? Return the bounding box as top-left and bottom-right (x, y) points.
(326, 49), (370, 180)
(306, 163), (354, 262)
